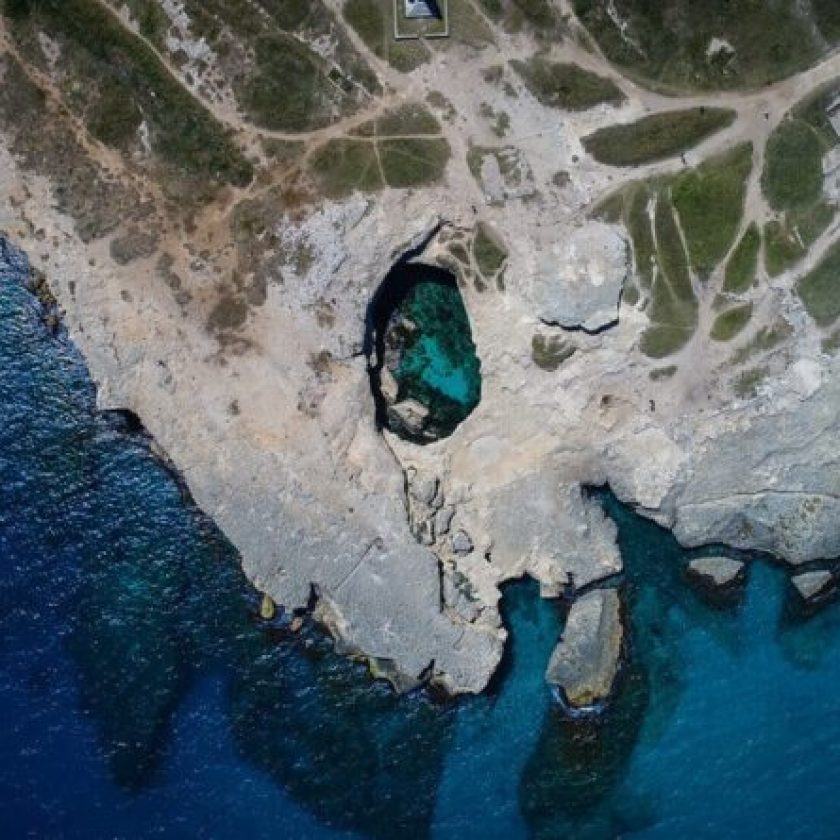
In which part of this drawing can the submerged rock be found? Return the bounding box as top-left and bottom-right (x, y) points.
(791, 570), (835, 604)
(546, 588), (623, 713)
(686, 556), (746, 590)
(259, 593), (276, 620)
(387, 398), (430, 437)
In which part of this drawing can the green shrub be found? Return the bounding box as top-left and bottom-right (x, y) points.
(309, 139), (383, 198)
(711, 303), (753, 341)
(762, 118), (825, 212)
(379, 137), (450, 187)
(473, 223), (507, 278)
(723, 224), (760, 293)
(797, 239), (840, 326)
(510, 58), (624, 111)
(671, 143), (752, 278)
(582, 108), (736, 166)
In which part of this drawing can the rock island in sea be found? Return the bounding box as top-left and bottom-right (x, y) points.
(1, 0), (840, 703)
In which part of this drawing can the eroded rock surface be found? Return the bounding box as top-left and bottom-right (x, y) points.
(545, 588), (623, 712)
(686, 556), (746, 590)
(2, 1), (840, 696)
(791, 570), (836, 604)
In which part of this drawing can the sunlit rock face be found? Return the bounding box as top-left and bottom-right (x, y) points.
(368, 262), (481, 443)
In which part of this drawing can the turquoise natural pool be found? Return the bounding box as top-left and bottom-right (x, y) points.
(368, 262), (481, 441)
(4, 238), (840, 838)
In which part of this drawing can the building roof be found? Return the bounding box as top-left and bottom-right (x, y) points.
(404, 0), (442, 19)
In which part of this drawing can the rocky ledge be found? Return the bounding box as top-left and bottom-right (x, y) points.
(545, 588), (624, 714)
(791, 570), (837, 606)
(686, 556), (747, 592)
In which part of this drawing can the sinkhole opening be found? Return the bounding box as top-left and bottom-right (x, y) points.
(366, 261), (481, 443)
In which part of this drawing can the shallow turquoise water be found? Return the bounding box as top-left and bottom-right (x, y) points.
(371, 265), (481, 440)
(3, 239), (840, 838)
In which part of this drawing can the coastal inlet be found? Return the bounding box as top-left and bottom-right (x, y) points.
(366, 261), (481, 442)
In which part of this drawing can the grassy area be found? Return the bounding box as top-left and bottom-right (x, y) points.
(763, 220), (805, 276)
(572, 0), (829, 91)
(309, 139), (383, 198)
(734, 366), (768, 399)
(671, 143), (752, 278)
(625, 184), (655, 288)
(4, 0), (252, 190)
(473, 223), (507, 278)
(761, 118), (826, 213)
(711, 303), (753, 341)
(732, 320), (793, 364)
(763, 203), (835, 276)
(356, 104), (441, 137)
(649, 365), (677, 381)
(640, 195), (698, 358)
(379, 137), (450, 188)
(510, 58), (624, 111)
(797, 239), (840, 326)
(582, 108), (736, 167)
(822, 329), (840, 353)
(723, 224), (760, 293)
(531, 335), (576, 371)
(241, 34), (350, 132)
(343, 0), (429, 73)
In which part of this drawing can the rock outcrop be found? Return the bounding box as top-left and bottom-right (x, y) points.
(545, 588), (624, 712)
(791, 570), (836, 605)
(686, 556), (746, 591)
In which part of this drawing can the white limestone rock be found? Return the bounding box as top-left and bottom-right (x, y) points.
(686, 556), (746, 590)
(546, 588), (623, 712)
(533, 222), (629, 332)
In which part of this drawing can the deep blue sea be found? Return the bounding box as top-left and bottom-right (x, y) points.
(3, 238), (840, 839)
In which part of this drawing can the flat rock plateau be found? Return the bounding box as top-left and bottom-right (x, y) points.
(1, 0), (839, 695)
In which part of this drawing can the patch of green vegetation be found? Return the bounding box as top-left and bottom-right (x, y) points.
(510, 58), (624, 111)
(379, 137), (450, 188)
(640, 195), (697, 358)
(343, 0), (429, 72)
(762, 118), (826, 213)
(732, 320), (793, 364)
(473, 223), (507, 278)
(308, 139), (382, 198)
(482, 64), (504, 84)
(87, 77), (142, 148)
(796, 239), (840, 326)
(622, 282), (639, 306)
(477, 0), (502, 19)
(734, 366), (768, 399)
(479, 103), (510, 138)
(764, 220), (805, 276)
(5, 0), (252, 191)
(434, 0), (494, 49)
(582, 108), (736, 167)
(822, 329), (840, 354)
(763, 201), (835, 277)
(625, 184), (655, 288)
(374, 104), (441, 136)
(813, 0), (840, 40)
(723, 224), (760, 293)
(448, 243), (470, 265)
(671, 143), (752, 278)
(798, 201), (836, 245)
(649, 365), (677, 381)
(120, 0), (169, 44)
(532, 334), (576, 371)
(241, 34), (347, 132)
(572, 0), (827, 91)
(711, 303), (753, 342)
(260, 138), (305, 165)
